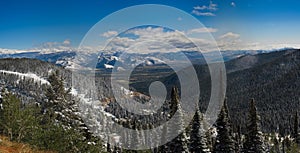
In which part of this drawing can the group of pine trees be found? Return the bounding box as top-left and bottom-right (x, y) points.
(0, 68), (299, 153)
(0, 70), (104, 152)
(161, 88), (300, 153)
(155, 88), (267, 153)
(107, 87), (300, 153)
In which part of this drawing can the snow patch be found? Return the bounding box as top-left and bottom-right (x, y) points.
(104, 64), (114, 69)
(0, 70), (49, 85)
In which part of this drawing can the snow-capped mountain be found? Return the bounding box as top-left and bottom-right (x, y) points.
(0, 48), (289, 71)
(0, 51), (76, 67)
(95, 49), (279, 71)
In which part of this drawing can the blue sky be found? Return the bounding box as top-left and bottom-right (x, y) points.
(1, 0), (300, 50)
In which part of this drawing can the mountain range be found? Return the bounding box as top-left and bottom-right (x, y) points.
(0, 48), (282, 71)
(0, 48), (299, 134)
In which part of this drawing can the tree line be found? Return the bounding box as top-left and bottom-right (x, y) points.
(107, 87), (300, 153)
(0, 70), (104, 152)
(0, 61), (299, 152)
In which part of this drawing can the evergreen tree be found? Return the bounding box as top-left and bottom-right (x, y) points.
(131, 120), (140, 151)
(42, 70), (104, 152)
(234, 125), (242, 153)
(0, 91), (39, 142)
(293, 112), (300, 144)
(45, 70), (71, 121)
(167, 86), (189, 153)
(242, 99), (265, 153)
(213, 99), (235, 153)
(0, 92), (21, 141)
(190, 109), (210, 153)
(158, 124), (168, 153)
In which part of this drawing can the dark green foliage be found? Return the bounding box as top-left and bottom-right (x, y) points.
(167, 87), (189, 153)
(158, 125), (168, 153)
(213, 99), (235, 153)
(293, 112), (300, 144)
(132, 49), (300, 134)
(42, 70), (104, 152)
(190, 110), (210, 153)
(0, 92), (40, 142)
(2, 49), (300, 152)
(269, 133), (280, 153)
(243, 99), (265, 153)
(0, 70), (104, 152)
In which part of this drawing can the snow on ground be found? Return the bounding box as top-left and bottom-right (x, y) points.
(70, 87), (119, 143)
(0, 70), (50, 85)
(104, 64), (114, 69)
(71, 88), (115, 118)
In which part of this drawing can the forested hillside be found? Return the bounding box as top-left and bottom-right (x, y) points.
(132, 49), (300, 134)
(0, 49), (299, 152)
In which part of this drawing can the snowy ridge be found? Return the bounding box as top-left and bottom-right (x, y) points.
(70, 88), (117, 142)
(0, 70), (50, 85)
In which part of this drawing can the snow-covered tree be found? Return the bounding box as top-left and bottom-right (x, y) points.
(242, 98), (265, 153)
(213, 99), (235, 153)
(190, 109), (210, 153)
(167, 87), (189, 153)
(293, 111), (300, 144)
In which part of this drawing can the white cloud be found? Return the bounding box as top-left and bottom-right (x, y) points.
(208, 1), (218, 11)
(192, 1), (218, 16)
(0, 48), (30, 54)
(232, 43), (300, 51)
(217, 32), (241, 50)
(231, 2), (236, 7)
(193, 6), (208, 10)
(219, 32), (240, 39)
(187, 27), (218, 34)
(30, 39), (74, 53)
(194, 1), (218, 11)
(63, 39), (71, 45)
(177, 17), (182, 21)
(102, 30), (118, 38)
(104, 26), (217, 53)
(192, 10), (216, 16)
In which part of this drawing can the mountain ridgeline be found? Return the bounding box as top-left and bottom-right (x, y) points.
(132, 49), (300, 134)
(0, 48), (299, 152)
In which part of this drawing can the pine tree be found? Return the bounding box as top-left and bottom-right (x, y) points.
(190, 109), (210, 153)
(158, 124), (168, 153)
(45, 70), (71, 118)
(0, 92), (21, 141)
(234, 125), (242, 153)
(0, 92), (39, 142)
(242, 98), (265, 153)
(167, 86), (188, 153)
(131, 120), (140, 151)
(293, 112), (300, 144)
(43, 70), (104, 152)
(213, 99), (235, 153)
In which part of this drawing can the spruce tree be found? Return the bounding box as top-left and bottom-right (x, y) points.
(45, 70), (71, 116)
(131, 120), (140, 151)
(190, 109), (210, 153)
(167, 87), (188, 153)
(43, 70), (104, 152)
(0, 91), (39, 142)
(293, 111), (300, 144)
(243, 98), (265, 153)
(0, 92), (21, 141)
(158, 124), (168, 153)
(213, 99), (235, 153)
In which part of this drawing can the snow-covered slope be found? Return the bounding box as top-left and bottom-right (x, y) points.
(0, 70), (49, 85)
(0, 51), (76, 67)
